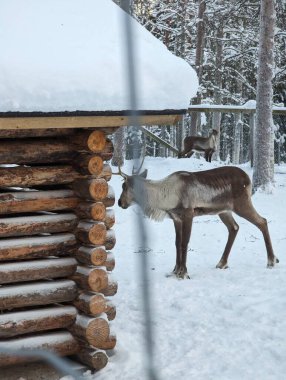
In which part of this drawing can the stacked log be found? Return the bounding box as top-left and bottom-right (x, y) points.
(70, 130), (117, 358)
(0, 128), (116, 371)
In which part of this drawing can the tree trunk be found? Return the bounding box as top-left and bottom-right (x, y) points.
(212, 24), (224, 159)
(252, 0), (275, 191)
(190, 0), (206, 135)
(111, 127), (125, 166)
(233, 113), (242, 164)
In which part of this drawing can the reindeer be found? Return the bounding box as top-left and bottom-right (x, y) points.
(178, 129), (219, 162)
(117, 165), (278, 279)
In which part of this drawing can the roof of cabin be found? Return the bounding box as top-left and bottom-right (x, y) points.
(0, 0), (198, 119)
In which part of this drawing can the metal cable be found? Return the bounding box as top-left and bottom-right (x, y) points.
(121, 2), (159, 380)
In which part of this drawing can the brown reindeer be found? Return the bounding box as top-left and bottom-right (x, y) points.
(178, 129), (219, 162)
(117, 165), (278, 279)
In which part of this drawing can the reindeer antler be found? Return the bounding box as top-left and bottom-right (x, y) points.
(112, 164), (128, 178)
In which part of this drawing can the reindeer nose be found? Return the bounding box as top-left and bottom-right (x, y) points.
(118, 199), (122, 207)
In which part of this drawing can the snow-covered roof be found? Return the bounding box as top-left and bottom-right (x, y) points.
(0, 0), (198, 113)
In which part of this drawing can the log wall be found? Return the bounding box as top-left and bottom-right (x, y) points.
(0, 128), (116, 372)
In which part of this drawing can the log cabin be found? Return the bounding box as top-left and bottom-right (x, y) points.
(0, 0), (198, 376)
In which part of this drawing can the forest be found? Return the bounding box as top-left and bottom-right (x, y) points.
(112, 0), (286, 170)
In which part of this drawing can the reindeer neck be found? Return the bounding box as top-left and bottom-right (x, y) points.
(134, 177), (180, 221)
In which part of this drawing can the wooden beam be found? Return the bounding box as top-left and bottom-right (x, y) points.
(77, 347), (108, 370)
(0, 233), (77, 261)
(0, 258), (77, 284)
(188, 105), (286, 115)
(0, 190), (79, 215)
(74, 292), (116, 320)
(0, 165), (82, 187)
(0, 114), (183, 130)
(0, 139), (75, 165)
(0, 128), (76, 139)
(139, 126), (179, 154)
(0, 279), (78, 311)
(69, 314), (111, 349)
(0, 331), (80, 367)
(0, 306), (77, 338)
(0, 213), (78, 238)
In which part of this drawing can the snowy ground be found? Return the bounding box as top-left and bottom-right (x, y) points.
(86, 157), (286, 380)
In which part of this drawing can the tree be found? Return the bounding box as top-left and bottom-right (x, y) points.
(190, 0), (206, 135)
(252, 0), (276, 191)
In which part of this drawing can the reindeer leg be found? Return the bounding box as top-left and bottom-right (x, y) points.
(234, 200), (278, 267)
(216, 212), (239, 269)
(177, 212), (193, 279)
(205, 149), (211, 162)
(186, 150), (195, 158)
(167, 217), (183, 277)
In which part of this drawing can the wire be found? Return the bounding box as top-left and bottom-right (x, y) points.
(121, 2), (159, 380)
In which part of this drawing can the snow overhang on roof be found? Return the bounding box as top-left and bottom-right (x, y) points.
(0, 0), (199, 114)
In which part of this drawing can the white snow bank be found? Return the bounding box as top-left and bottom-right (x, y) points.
(0, 0), (198, 112)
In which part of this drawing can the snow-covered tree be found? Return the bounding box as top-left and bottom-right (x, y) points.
(252, 0), (276, 191)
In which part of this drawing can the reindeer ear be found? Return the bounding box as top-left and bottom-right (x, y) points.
(140, 169), (148, 178)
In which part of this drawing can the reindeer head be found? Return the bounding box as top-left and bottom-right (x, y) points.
(118, 169), (148, 209)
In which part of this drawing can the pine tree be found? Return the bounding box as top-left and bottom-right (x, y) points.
(253, 0), (276, 191)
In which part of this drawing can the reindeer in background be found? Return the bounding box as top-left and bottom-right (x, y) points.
(178, 129), (219, 162)
(117, 164), (278, 279)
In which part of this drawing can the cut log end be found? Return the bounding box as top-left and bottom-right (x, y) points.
(87, 131), (106, 152)
(77, 347), (108, 370)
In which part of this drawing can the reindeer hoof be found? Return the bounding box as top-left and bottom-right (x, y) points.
(176, 269), (190, 279)
(216, 261), (229, 269)
(267, 256), (279, 268)
(165, 272), (176, 278)
(176, 273), (190, 280)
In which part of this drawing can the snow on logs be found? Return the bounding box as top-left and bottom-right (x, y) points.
(0, 190), (79, 215)
(0, 234), (77, 261)
(0, 128), (116, 370)
(0, 306), (78, 338)
(0, 258), (77, 284)
(0, 331), (80, 367)
(0, 213), (78, 238)
(70, 314), (116, 350)
(0, 280), (78, 311)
